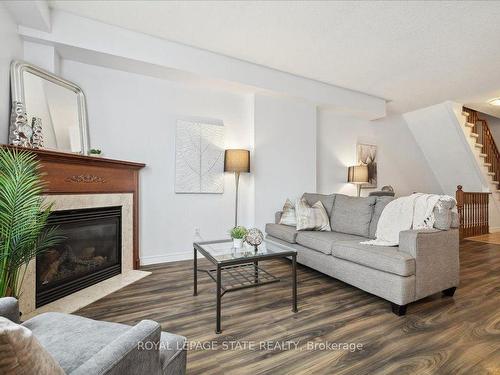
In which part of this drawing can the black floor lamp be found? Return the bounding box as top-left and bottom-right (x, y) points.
(224, 149), (250, 227)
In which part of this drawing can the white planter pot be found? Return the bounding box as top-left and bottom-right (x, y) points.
(233, 238), (243, 248)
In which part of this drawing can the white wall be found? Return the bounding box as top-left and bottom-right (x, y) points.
(405, 102), (487, 195)
(317, 109), (442, 197)
(254, 94), (317, 229)
(0, 4), (23, 143)
(61, 60), (254, 264)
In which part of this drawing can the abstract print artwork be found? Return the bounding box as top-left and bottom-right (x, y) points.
(357, 143), (377, 188)
(175, 120), (225, 193)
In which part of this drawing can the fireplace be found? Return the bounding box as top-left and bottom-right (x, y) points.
(36, 206), (122, 307)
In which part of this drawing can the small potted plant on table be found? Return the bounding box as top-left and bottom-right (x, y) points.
(229, 226), (247, 249)
(88, 148), (103, 157)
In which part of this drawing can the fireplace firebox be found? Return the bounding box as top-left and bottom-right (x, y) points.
(36, 206), (122, 307)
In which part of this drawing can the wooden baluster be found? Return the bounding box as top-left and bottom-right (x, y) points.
(456, 186), (464, 240)
(471, 195), (477, 236)
(486, 193), (490, 234)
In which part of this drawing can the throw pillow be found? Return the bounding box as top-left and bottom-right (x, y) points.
(301, 193), (337, 217)
(295, 198), (331, 231)
(279, 199), (297, 226)
(0, 317), (65, 375)
(433, 196), (456, 230)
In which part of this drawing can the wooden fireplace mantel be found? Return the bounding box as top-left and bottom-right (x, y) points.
(2, 145), (146, 269)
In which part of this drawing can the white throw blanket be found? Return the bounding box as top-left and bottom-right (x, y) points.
(361, 193), (450, 247)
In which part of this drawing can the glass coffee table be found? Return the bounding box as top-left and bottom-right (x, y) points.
(193, 239), (298, 334)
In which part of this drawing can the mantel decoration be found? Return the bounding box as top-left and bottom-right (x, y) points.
(245, 228), (263, 250)
(0, 148), (62, 298)
(175, 120), (225, 194)
(9, 101), (31, 148)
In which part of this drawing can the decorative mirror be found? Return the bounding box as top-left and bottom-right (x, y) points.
(9, 60), (90, 154)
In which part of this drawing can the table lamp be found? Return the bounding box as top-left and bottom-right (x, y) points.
(348, 164), (369, 197)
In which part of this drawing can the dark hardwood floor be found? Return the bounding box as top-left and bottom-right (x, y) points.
(77, 240), (500, 374)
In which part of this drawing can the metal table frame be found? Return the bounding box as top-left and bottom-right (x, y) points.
(193, 239), (297, 334)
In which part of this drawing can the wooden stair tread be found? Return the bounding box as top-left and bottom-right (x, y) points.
(484, 163), (492, 167)
(462, 111), (470, 117)
(465, 122), (474, 128)
(470, 133), (479, 138)
(480, 153), (488, 157)
(475, 143), (483, 148)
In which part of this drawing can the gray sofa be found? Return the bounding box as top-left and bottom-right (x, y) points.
(265, 193), (459, 315)
(0, 297), (187, 375)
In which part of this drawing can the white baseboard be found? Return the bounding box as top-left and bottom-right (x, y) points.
(140, 251), (193, 265)
(489, 227), (500, 233)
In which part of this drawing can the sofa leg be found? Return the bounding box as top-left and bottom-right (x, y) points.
(442, 287), (456, 297)
(391, 303), (407, 316)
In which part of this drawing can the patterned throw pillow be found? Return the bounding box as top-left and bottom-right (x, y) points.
(279, 199), (297, 226)
(295, 198), (331, 231)
(0, 317), (65, 375)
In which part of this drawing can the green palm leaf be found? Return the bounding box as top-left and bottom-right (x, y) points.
(0, 148), (62, 298)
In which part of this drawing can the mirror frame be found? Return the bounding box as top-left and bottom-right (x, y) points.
(9, 60), (90, 155)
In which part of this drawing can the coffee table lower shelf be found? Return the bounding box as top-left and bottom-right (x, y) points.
(200, 263), (280, 296)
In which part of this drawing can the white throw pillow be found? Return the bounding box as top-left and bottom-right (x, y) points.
(0, 317), (65, 375)
(295, 198), (331, 231)
(279, 199), (297, 226)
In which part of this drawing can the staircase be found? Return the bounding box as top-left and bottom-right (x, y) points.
(404, 101), (500, 231)
(460, 107), (500, 199)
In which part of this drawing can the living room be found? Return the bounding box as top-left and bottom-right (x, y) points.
(0, 1), (499, 374)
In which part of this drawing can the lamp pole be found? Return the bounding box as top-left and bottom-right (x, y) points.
(234, 171), (240, 227)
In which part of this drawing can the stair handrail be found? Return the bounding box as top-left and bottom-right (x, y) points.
(463, 107), (500, 184)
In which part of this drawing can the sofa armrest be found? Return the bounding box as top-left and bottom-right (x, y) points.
(275, 211), (283, 224)
(72, 320), (162, 375)
(0, 297), (20, 323)
(399, 229), (459, 300)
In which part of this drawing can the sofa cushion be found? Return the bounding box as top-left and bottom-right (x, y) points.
(23, 312), (185, 374)
(369, 196), (394, 239)
(330, 195), (376, 237)
(265, 223), (298, 243)
(296, 231), (367, 255)
(302, 193), (337, 217)
(332, 241), (415, 276)
(23, 312), (129, 373)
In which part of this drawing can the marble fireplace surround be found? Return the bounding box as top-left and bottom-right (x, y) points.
(20, 193), (150, 319)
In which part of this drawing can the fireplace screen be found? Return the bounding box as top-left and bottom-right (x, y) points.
(36, 206), (122, 307)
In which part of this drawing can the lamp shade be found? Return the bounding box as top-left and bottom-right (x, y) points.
(224, 149), (250, 173)
(347, 165), (369, 184)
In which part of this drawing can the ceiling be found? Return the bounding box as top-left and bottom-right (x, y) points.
(49, 0), (500, 115)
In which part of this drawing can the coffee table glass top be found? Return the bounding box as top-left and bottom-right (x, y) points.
(194, 239), (295, 264)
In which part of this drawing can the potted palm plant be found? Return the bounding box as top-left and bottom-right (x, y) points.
(229, 226), (247, 249)
(0, 148), (62, 299)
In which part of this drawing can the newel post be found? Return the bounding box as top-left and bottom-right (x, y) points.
(456, 185), (464, 240)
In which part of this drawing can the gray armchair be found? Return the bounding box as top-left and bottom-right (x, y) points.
(0, 298), (186, 375)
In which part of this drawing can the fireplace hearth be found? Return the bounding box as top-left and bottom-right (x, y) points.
(36, 206), (122, 307)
